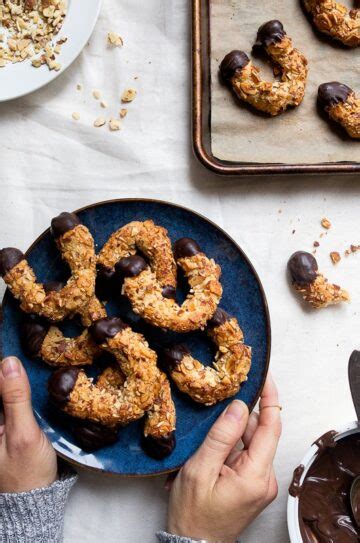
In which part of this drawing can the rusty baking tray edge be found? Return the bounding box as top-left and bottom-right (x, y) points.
(192, 0), (360, 176)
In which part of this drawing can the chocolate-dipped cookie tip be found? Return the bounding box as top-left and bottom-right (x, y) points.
(288, 251), (318, 285)
(318, 82), (352, 109)
(161, 344), (190, 368)
(219, 50), (250, 81)
(21, 316), (49, 358)
(0, 248), (25, 277)
(207, 307), (230, 329)
(89, 317), (128, 345)
(162, 285), (177, 300)
(173, 238), (201, 260)
(48, 367), (81, 408)
(115, 255), (148, 278)
(254, 20), (286, 49)
(43, 281), (65, 294)
(50, 212), (81, 239)
(142, 431), (176, 460)
(74, 420), (119, 452)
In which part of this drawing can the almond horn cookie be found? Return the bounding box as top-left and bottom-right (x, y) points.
(20, 281), (106, 367)
(303, 0), (360, 47)
(0, 212), (96, 322)
(116, 238), (222, 333)
(220, 20), (308, 116)
(288, 251), (350, 308)
(96, 366), (176, 459)
(162, 309), (252, 406)
(318, 82), (360, 139)
(48, 317), (161, 426)
(97, 220), (177, 301)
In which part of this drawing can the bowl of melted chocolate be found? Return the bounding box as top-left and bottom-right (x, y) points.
(287, 424), (360, 543)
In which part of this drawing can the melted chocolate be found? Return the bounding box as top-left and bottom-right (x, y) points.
(48, 368), (81, 408)
(43, 281), (65, 294)
(0, 248), (25, 276)
(173, 238), (201, 260)
(161, 344), (190, 368)
(219, 50), (250, 81)
(162, 285), (177, 300)
(21, 316), (49, 358)
(318, 82), (352, 109)
(89, 317), (128, 345)
(50, 212), (81, 239)
(313, 430), (338, 453)
(289, 464), (305, 498)
(299, 433), (360, 543)
(254, 20), (286, 50)
(288, 251), (318, 285)
(142, 432), (176, 460)
(207, 308), (230, 329)
(74, 420), (119, 452)
(115, 255), (147, 277)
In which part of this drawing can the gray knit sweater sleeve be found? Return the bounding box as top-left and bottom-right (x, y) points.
(0, 472), (77, 543)
(157, 532), (208, 543)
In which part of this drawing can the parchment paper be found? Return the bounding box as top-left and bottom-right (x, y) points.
(210, 0), (360, 164)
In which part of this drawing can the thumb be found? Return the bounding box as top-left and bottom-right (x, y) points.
(189, 400), (249, 480)
(0, 357), (38, 435)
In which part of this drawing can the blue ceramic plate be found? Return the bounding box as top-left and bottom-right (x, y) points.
(0, 199), (270, 477)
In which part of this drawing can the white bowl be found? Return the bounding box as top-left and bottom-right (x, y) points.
(287, 421), (360, 542)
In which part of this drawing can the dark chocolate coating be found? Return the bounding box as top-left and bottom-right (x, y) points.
(89, 317), (128, 345)
(207, 308), (230, 329)
(21, 315), (49, 358)
(96, 264), (118, 300)
(162, 285), (177, 300)
(161, 344), (190, 368)
(142, 431), (176, 460)
(50, 212), (81, 239)
(287, 251), (318, 285)
(318, 82), (352, 109)
(299, 433), (360, 542)
(74, 420), (119, 452)
(0, 248), (25, 276)
(173, 238), (201, 260)
(43, 281), (65, 294)
(219, 50), (250, 81)
(115, 255), (147, 278)
(48, 368), (81, 408)
(254, 20), (286, 50)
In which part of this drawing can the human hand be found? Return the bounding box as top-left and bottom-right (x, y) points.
(167, 374), (282, 543)
(0, 356), (58, 493)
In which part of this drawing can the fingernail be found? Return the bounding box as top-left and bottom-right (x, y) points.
(224, 400), (247, 422)
(1, 357), (21, 378)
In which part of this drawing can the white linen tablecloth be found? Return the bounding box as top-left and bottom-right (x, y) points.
(0, 1), (359, 542)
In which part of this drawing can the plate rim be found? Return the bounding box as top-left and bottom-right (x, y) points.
(0, 197), (271, 477)
(0, 0), (102, 103)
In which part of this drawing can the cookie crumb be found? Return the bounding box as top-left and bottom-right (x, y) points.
(121, 88), (137, 103)
(77, 84), (82, 91)
(330, 251), (341, 265)
(93, 89), (101, 100)
(94, 117), (106, 128)
(100, 101), (108, 108)
(107, 32), (123, 47)
(120, 108), (128, 118)
(321, 218), (332, 230)
(72, 112), (80, 121)
(109, 118), (121, 131)
(313, 241), (320, 247)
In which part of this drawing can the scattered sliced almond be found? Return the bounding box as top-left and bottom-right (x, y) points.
(121, 88), (137, 103)
(72, 112), (80, 121)
(109, 118), (121, 131)
(94, 117), (106, 128)
(119, 108), (128, 118)
(100, 101), (108, 108)
(107, 31), (123, 47)
(321, 218), (332, 229)
(93, 89), (101, 100)
(330, 251), (341, 264)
